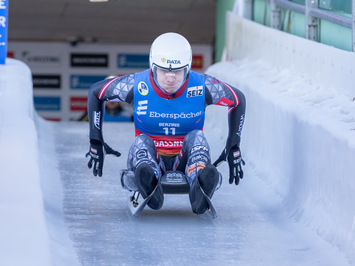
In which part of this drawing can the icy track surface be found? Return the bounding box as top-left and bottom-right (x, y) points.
(52, 121), (349, 266)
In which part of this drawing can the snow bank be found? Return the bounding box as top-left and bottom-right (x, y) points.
(0, 59), (51, 265)
(206, 14), (355, 264)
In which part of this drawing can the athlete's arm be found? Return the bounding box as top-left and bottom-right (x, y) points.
(204, 74), (246, 185)
(204, 74), (246, 150)
(88, 74), (135, 143)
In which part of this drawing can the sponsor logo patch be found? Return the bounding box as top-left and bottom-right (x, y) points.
(94, 111), (101, 130)
(149, 111), (202, 119)
(190, 154), (209, 164)
(186, 163), (205, 175)
(154, 140), (183, 148)
(138, 81), (149, 95)
(186, 86), (203, 98)
(136, 149), (148, 160)
(161, 58), (181, 64)
(191, 145), (209, 153)
(233, 150), (241, 158)
(137, 100), (148, 115)
(215, 97), (234, 106)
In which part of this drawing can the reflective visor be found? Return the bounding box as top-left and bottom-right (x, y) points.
(151, 64), (189, 79)
(151, 64), (189, 93)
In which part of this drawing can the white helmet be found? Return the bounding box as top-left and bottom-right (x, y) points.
(150, 33), (192, 82)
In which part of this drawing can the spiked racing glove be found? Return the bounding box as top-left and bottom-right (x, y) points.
(86, 140), (121, 177)
(103, 142), (121, 157)
(213, 145), (245, 185)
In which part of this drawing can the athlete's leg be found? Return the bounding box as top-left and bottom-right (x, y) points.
(176, 130), (220, 214)
(127, 134), (163, 210)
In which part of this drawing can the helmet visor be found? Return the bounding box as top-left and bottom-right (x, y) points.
(152, 64), (189, 93)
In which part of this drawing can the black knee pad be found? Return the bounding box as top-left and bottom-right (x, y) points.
(127, 134), (160, 175)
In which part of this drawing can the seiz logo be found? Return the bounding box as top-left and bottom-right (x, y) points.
(94, 111), (101, 130)
(187, 86), (203, 98)
(137, 100), (148, 115)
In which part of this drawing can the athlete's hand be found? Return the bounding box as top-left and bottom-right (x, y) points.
(86, 141), (121, 177)
(213, 145), (245, 185)
(86, 141), (104, 177)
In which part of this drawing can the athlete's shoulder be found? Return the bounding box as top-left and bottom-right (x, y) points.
(189, 70), (204, 78)
(134, 69), (150, 78)
(94, 73), (136, 101)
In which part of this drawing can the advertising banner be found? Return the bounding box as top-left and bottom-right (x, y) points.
(33, 75), (61, 89)
(0, 0), (8, 64)
(70, 96), (88, 111)
(33, 96), (61, 111)
(71, 53), (108, 67)
(8, 42), (212, 121)
(70, 75), (107, 89)
(192, 55), (203, 69)
(21, 51), (62, 68)
(117, 54), (149, 68)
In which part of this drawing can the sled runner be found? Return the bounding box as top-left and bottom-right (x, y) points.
(120, 169), (218, 218)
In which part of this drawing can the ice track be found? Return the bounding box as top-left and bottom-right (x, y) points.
(53, 121), (349, 266)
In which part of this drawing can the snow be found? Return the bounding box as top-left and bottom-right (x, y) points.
(208, 60), (355, 265)
(221, 14), (355, 264)
(1, 16), (355, 264)
(0, 59), (51, 266)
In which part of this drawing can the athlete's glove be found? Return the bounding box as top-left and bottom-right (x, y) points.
(103, 142), (121, 157)
(86, 140), (121, 177)
(213, 145), (245, 185)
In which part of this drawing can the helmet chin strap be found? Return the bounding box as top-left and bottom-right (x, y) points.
(160, 84), (180, 94)
(160, 78), (187, 94)
(154, 76), (182, 94)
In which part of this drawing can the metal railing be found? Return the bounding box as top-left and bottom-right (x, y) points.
(265, 0), (355, 51)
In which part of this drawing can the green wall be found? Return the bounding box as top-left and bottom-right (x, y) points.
(214, 0), (353, 57)
(215, 0), (235, 62)
(252, 0), (353, 51)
